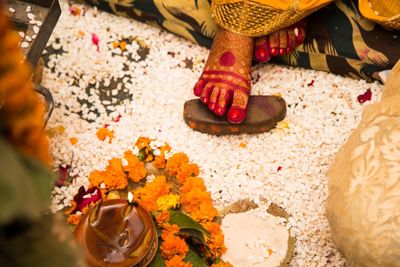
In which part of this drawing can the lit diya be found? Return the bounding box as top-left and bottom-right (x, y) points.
(74, 192), (158, 267)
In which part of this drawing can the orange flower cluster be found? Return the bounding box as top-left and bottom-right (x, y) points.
(181, 177), (218, 221)
(133, 175), (170, 212)
(155, 210), (170, 226)
(166, 153), (199, 183)
(124, 150), (146, 182)
(202, 222), (227, 258)
(96, 127), (114, 143)
(89, 158), (127, 189)
(161, 224), (188, 260)
(0, 11), (51, 164)
(211, 262), (233, 267)
(165, 256), (192, 267)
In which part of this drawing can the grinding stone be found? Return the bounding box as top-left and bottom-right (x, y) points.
(184, 95), (287, 135)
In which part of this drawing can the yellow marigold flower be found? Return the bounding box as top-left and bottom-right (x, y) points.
(165, 256), (192, 267)
(69, 137), (78, 145)
(166, 152), (189, 175)
(176, 162), (199, 183)
(134, 176), (170, 212)
(156, 194), (180, 211)
(124, 150), (146, 182)
(96, 127), (114, 143)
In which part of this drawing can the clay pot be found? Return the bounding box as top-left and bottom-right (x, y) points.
(74, 199), (158, 267)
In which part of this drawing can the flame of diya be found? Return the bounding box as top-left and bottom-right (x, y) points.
(74, 199), (158, 267)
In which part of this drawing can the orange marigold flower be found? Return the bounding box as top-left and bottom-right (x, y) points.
(67, 214), (81, 225)
(124, 150), (146, 182)
(181, 177), (218, 221)
(161, 227), (188, 259)
(165, 256), (192, 267)
(96, 127), (114, 143)
(155, 210), (170, 226)
(202, 222), (227, 258)
(154, 155), (166, 169)
(135, 136), (151, 150)
(89, 170), (106, 187)
(69, 137), (78, 145)
(64, 200), (77, 215)
(134, 176), (170, 212)
(166, 152), (189, 175)
(176, 162), (199, 183)
(103, 158), (128, 189)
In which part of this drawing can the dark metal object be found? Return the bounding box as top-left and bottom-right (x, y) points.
(6, 0), (61, 67)
(6, 0), (61, 126)
(35, 84), (54, 127)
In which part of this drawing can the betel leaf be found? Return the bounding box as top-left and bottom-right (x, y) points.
(184, 249), (208, 267)
(180, 228), (206, 244)
(169, 210), (210, 237)
(149, 244), (166, 267)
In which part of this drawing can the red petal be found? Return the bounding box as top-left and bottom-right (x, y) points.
(357, 89), (372, 104)
(55, 165), (69, 187)
(73, 186), (102, 213)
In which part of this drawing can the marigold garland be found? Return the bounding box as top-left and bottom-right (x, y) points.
(0, 10), (51, 165)
(66, 136), (228, 265)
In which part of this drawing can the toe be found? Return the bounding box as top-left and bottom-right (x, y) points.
(208, 87), (220, 111)
(287, 29), (297, 49)
(278, 30), (288, 55)
(269, 32), (280, 56)
(193, 79), (206, 96)
(200, 83), (213, 105)
(254, 37), (271, 63)
(227, 89), (249, 124)
(215, 87), (232, 116)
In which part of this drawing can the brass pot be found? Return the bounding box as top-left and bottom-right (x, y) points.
(74, 199), (158, 267)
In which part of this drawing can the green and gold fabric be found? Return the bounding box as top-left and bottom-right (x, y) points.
(83, 0), (400, 82)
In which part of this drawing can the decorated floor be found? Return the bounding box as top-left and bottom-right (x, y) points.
(47, 1), (383, 266)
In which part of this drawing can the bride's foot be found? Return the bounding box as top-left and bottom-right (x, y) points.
(253, 21), (307, 63)
(193, 27), (254, 124)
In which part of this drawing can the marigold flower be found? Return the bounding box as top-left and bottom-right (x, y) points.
(103, 158), (128, 189)
(154, 155), (166, 169)
(67, 214), (81, 225)
(165, 255), (192, 267)
(176, 163), (199, 183)
(69, 137), (78, 145)
(124, 150), (146, 182)
(202, 222), (227, 258)
(155, 210), (170, 226)
(89, 170), (106, 187)
(166, 153), (189, 175)
(96, 127), (114, 143)
(156, 194), (180, 211)
(161, 227), (188, 259)
(134, 176), (169, 212)
(135, 136), (151, 150)
(181, 177), (218, 221)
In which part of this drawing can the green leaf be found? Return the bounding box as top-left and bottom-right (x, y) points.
(149, 245), (166, 267)
(169, 210), (209, 237)
(138, 149), (146, 161)
(184, 249), (208, 267)
(180, 228), (206, 244)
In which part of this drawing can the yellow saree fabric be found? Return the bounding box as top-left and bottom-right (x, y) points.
(212, 0), (334, 36)
(212, 0), (400, 36)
